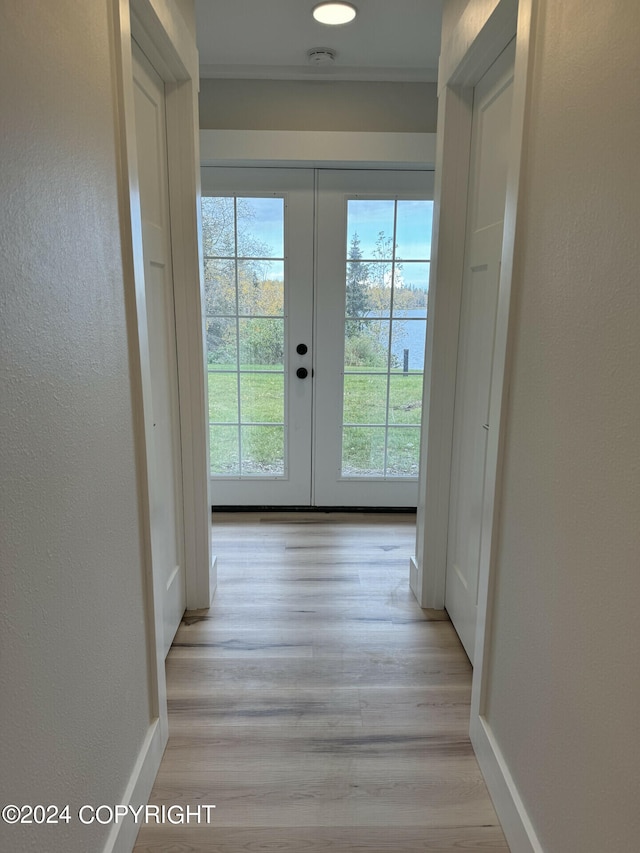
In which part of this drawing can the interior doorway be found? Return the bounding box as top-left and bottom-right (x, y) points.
(201, 167), (434, 508)
(445, 42), (516, 663)
(132, 41), (186, 656)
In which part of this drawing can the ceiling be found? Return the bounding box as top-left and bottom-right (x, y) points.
(195, 0), (443, 82)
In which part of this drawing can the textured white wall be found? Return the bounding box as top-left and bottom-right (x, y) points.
(0, 2), (152, 851)
(478, 1), (640, 850)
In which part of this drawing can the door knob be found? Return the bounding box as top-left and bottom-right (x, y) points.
(296, 367), (308, 379)
(296, 343), (308, 355)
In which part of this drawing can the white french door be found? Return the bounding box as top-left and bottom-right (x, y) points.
(201, 168), (314, 505)
(201, 167), (434, 507)
(315, 170), (433, 506)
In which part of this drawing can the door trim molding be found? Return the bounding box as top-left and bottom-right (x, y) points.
(120, 0), (214, 616)
(111, 0), (213, 774)
(411, 0), (541, 850)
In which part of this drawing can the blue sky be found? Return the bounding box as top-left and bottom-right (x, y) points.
(238, 196), (284, 257)
(228, 196), (433, 288)
(347, 199), (433, 263)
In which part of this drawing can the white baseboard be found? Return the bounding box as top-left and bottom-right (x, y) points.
(102, 718), (167, 853)
(209, 555), (218, 605)
(470, 713), (544, 853)
(409, 556), (420, 601)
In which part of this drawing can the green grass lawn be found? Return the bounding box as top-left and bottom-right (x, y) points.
(207, 368), (423, 476)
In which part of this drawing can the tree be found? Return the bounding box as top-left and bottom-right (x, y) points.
(393, 282), (428, 311)
(366, 230), (403, 313)
(203, 197), (286, 367)
(345, 233), (370, 324)
(201, 196), (271, 260)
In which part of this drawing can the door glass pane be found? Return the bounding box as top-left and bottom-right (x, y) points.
(210, 425), (239, 476)
(241, 426), (285, 475)
(363, 262), (394, 316)
(237, 197), (284, 258)
(343, 374), (387, 425)
(392, 262), (430, 317)
(341, 198), (433, 479)
(237, 260), (284, 316)
(346, 200), (395, 258)
(342, 427), (386, 477)
(344, 320), (389, 373)
(239, 318), (284, 369)
(390, 319), (427, 373)
(208, 372), (238, 423)
(202, 197), (236, 257)
(395, 201), (433, 260)
(346, 258), (373, 318)
(204, 258), (235, 315)
(388, 375), (423, 425)
(203, 196), (287, 478)
(206, 317), (236, 369)
(386, 427), (421, 476)
(240, 373), (284, 423)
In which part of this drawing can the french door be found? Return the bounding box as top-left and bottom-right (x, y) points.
(201, 167), (434, 507)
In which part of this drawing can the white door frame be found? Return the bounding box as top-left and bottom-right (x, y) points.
(110, 6), (213, 845)
(126, 2), (214, 615)
(198, 138), (438, 510)
(411, 1), (540, 849)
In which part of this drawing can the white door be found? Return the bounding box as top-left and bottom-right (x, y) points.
(315, 170), (434, 507)
(200, 168), (315, 505)
(445, 42), (515, 663)
(133, 43), (185, 656)
(201, 168), (434, 507)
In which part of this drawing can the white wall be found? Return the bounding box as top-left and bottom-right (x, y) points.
(0, 2), (152, 850)
(441, 0), (473, 40)
(199, 78), (438, 132)
(443, 1), (640, 850)
(175, 0), (197, 38)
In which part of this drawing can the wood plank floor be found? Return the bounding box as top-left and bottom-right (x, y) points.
(133, 512), (508, 852)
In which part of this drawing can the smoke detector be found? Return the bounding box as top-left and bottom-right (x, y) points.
(307, 47), (337, 66)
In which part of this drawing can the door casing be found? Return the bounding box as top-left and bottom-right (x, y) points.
(444, 41), (516, 664)
(132, 40), (187, 656)
(411, 0), (541, 850)
(111, 3), (211, 851)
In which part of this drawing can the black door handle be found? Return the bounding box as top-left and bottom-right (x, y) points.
(296, 343), (308, 355)
(296, 367), (308, 379)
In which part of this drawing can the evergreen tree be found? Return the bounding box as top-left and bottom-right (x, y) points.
(346, 233), (370, 326)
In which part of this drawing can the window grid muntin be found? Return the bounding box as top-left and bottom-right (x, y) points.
(341, 197), (432, 480)
(204, 194), (287, 478)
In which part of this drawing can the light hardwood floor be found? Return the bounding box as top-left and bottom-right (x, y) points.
(133, 512), (508, 852)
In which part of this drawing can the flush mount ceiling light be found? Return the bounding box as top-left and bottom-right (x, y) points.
(312, 2), (357, 25)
